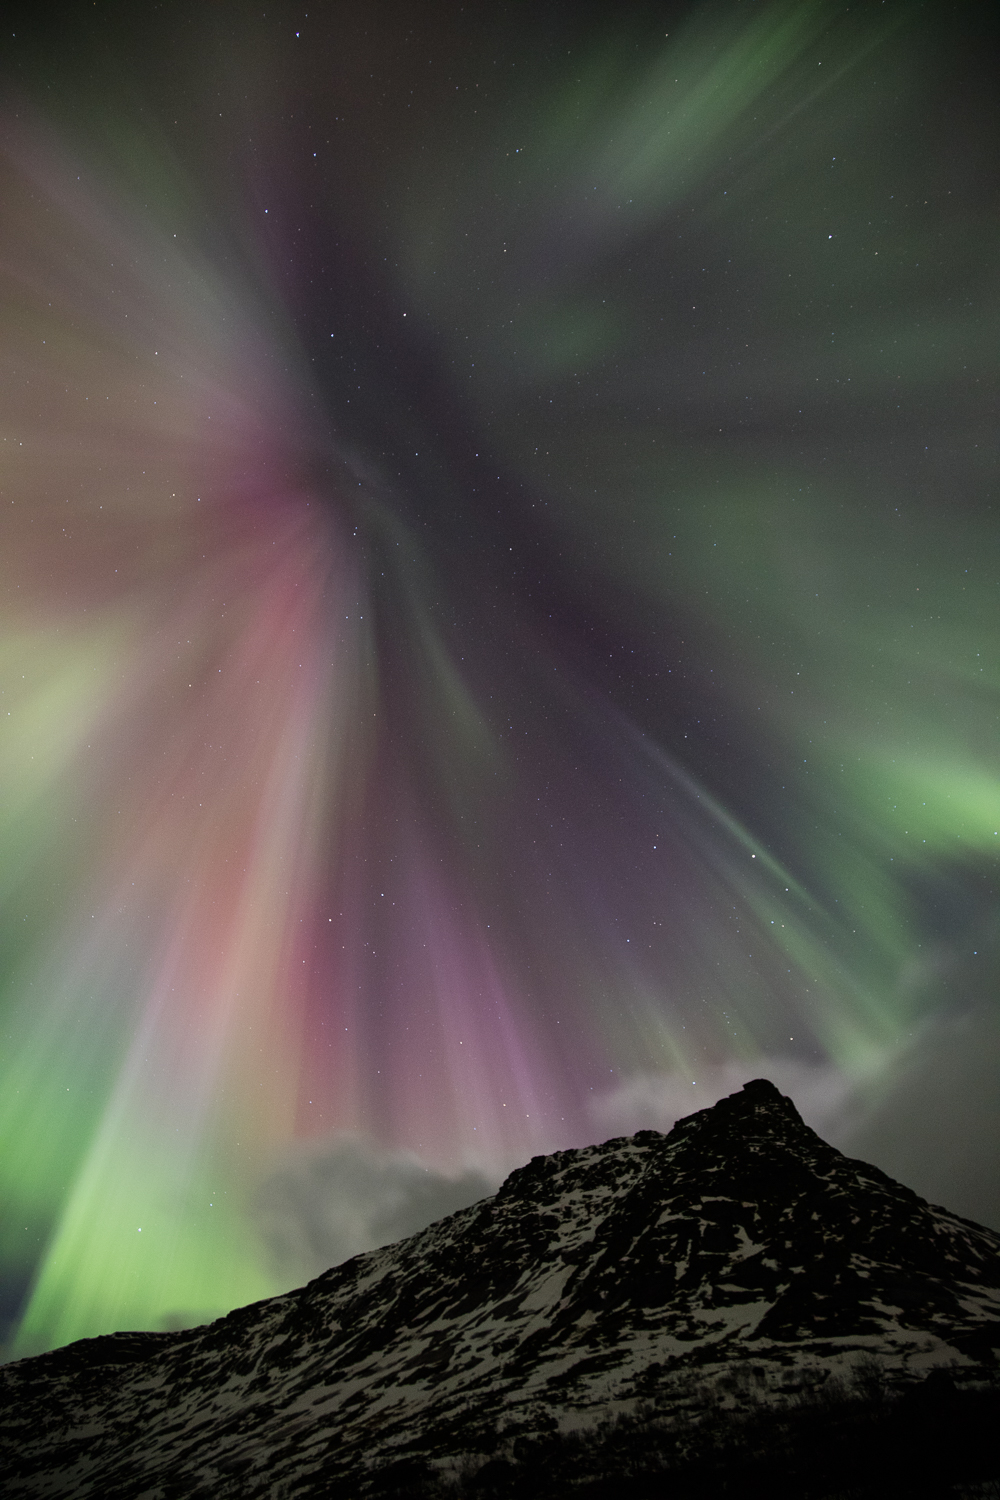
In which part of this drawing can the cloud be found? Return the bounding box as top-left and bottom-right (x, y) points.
(829, 1004), (1000, 1232)
(253, 1136), (496, 1287)
(589, 1058), (853, 1141)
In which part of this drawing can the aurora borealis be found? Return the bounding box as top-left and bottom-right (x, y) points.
(1, 1), (998, 1359)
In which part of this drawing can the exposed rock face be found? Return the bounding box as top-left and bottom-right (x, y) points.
(3, 1079), (999, 1496)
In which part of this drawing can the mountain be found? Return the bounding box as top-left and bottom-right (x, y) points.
(2, 1079), (999, 1497)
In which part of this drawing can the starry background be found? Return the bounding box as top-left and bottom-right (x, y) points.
(1, 0), (998, 1359)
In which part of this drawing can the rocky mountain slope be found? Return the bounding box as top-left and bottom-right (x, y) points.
(3, 1079), (999, 1497)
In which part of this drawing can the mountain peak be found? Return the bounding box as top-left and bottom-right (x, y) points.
(670, 1074), (806, 1136)
(4, 1079), (1000, 1499)
(727, 1073), (797, 1110)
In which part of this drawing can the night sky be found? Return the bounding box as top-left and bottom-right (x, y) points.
(1, 0), (998, 1360)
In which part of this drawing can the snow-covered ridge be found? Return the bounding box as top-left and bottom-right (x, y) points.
(3, 1079), (999, 1497)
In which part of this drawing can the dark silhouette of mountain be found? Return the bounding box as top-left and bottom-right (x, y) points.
(2, 1080), (999, 1497)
